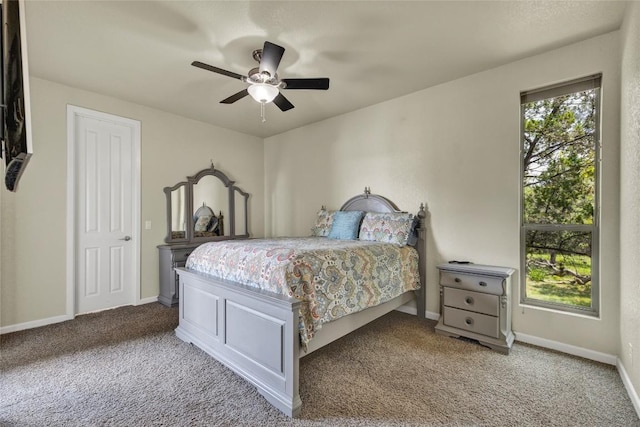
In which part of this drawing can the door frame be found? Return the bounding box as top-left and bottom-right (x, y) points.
(66, 105), (141, 317)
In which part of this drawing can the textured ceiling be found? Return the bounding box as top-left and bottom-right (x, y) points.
(24, 1), (627, 138)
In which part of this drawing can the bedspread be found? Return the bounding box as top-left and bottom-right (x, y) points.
(185, 237), (420, 346)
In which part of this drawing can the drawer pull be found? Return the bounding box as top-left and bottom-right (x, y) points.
(464, 296), (474, 305)
(454, 277), (461, 283)
(465, 317), (474, 326)
(478, 281), (487, 287)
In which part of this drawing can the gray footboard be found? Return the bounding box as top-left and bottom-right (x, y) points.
(174, 268), (302, 417)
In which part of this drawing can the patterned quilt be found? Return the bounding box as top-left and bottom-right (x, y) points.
(185, 237), (420, 347)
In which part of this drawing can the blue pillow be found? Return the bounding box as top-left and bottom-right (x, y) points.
(327, 211), (365, 240)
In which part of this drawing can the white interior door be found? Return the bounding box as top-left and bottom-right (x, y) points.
(71, 108), (139, 314)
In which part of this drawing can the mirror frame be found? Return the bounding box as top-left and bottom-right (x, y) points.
(163, 165), (250, 244)
(188, 167), (234, 244)
(163, 181), (189, 243)
(232, 186), (250, 239)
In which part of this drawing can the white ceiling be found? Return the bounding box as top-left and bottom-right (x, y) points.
(24, 1), (628, 138)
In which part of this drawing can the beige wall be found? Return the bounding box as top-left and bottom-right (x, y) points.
(265, 32), (621, 355)
(0, 77), (264, 327)
(620, 0), (640, 396)
(0, 19), (628, 364)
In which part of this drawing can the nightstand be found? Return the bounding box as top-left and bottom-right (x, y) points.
(435, 263), (515, 354)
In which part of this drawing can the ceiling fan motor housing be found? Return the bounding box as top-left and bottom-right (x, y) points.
(247, 67), (279, 85)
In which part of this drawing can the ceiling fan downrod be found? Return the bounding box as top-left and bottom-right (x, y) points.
(260, 101), (267, 123)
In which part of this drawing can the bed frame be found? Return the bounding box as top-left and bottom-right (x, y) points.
(174, 189), (427, 417)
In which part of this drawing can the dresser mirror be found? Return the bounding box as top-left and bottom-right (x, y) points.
(234, 187), (249, 237)
(164, 182), (189, 243)
(163, 164), (249, 243)
(192, 174), (229, 238)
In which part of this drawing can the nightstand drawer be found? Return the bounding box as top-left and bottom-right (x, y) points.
(440, 271), (504, 295)
(172, 249), (194, 264)
(443, 287), (499, 316)
(443, 306), (500, 338)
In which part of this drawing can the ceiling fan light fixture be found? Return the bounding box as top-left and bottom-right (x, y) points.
(247, 83), (279, 103)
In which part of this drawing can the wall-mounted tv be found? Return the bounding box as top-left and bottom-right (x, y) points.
(1, 0), (33, 192)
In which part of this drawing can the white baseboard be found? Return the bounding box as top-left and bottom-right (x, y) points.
(137, 296), (158, 305)
(0, 314), (73, 335)
(395, 304), (417, 316)
(425, 310), (440, 321)
(395, 304), (440, 321)
(399, 308), (617, 365)
(515, 331), (617, 365)
(617, 359), (640, 418)
(1, 298), (159, 335)
(399, 306), (617, 366)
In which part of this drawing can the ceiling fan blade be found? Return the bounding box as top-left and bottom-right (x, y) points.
(259, 41), (285, 77)
(273, 93), (295, 111)
(192, 61), (245, 81)
(220, 89), (249, 104)
(282, 78), (330, 90)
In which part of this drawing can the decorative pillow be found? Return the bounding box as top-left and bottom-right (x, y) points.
(359, 211), (415, 246)
(311, 208), (335, 237)
(194, 215), (212, 232)
(327, 211), (365, 240)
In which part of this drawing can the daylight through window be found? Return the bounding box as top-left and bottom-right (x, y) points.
(520, 75), (601, 315)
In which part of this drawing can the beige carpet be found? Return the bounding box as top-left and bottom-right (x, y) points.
(1, 303), (638, 426)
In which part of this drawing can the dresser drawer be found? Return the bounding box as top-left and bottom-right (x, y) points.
(172, 248), (194, 264)
(443, 287), (499, 316)
(443, 306), (500, 338)
(440, 271), (504, 295)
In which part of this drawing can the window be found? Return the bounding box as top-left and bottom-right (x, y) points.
(520, 75), (601, 316)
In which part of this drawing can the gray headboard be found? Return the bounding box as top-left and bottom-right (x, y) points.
(338, 187), (427, 320)
(340, 187), (401, 213)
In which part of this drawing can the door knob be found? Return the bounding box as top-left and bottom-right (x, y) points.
(119, 236), (132, 241)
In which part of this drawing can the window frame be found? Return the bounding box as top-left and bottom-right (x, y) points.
(519, 75), (601, 317)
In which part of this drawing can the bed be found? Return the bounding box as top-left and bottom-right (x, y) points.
(174, 190), (426, 417)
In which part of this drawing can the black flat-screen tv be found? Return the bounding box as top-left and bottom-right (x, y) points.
(1, 0), (32, 192)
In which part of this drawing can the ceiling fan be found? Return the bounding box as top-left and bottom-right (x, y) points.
(192, 41), (329, 121)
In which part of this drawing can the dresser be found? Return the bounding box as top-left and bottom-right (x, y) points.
(158, 164), (250, 307)
(157, 243), (201, 307)
(435, 263), (515, 354)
